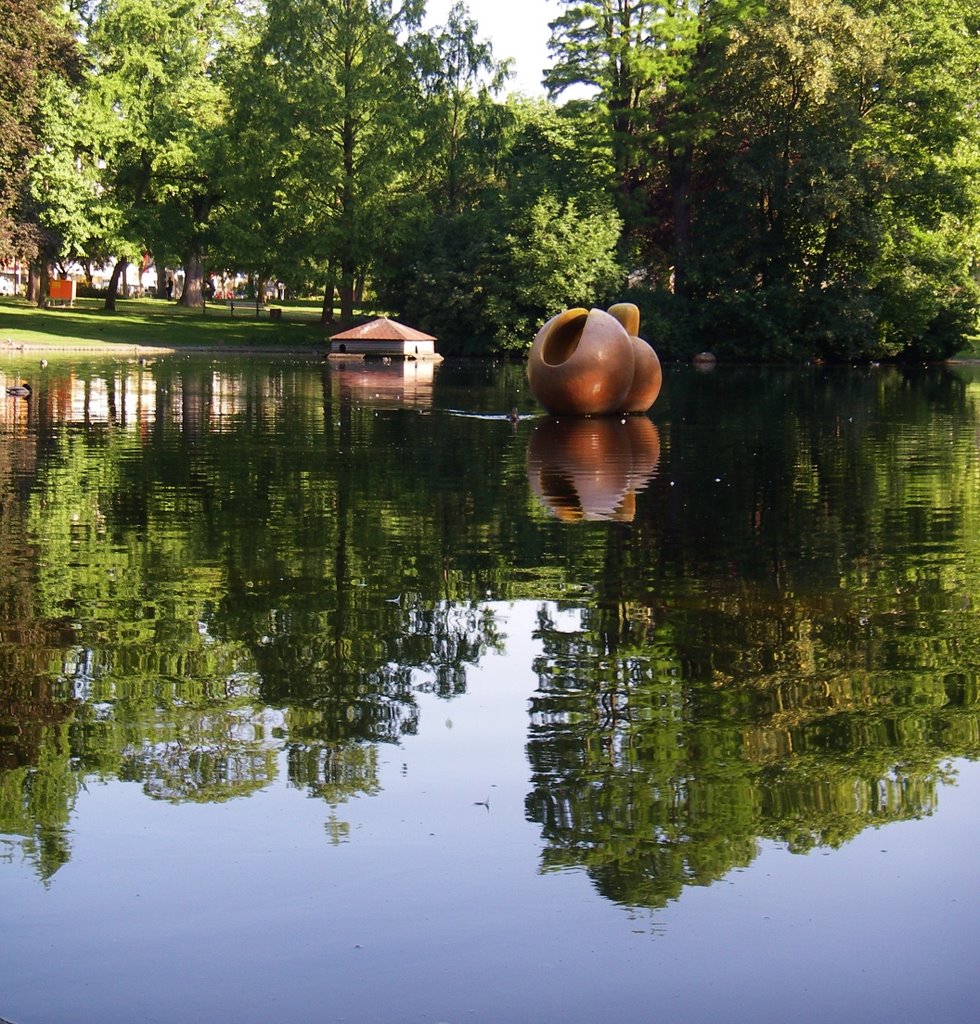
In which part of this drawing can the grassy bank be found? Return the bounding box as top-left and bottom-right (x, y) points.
(0, 296), (333, 352)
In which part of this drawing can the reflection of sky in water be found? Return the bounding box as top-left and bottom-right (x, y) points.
(2, 599), (978, 1024)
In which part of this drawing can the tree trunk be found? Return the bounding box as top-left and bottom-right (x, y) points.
(319, 269), (336, 325)
(179, 245), (205, 307)
(35, 262), (50, 307)
(249, 273), (261, 317)
(104, 259), (126, 311)
(669, 145), (694, 300)
(339, 258), (355, 321)
(154, 256), (168, 299)
(340, 80), (356, 323)
(27, 263), (41, 304)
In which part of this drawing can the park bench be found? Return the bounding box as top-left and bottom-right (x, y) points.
(206, 298), (280, 318)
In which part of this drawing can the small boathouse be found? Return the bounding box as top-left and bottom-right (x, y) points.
(327, 317), (442, 361)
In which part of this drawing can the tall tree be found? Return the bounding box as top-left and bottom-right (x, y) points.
(27, 70), (107, 303)
(692, 0), (980, 359)
(84, 0), (240, 308)
(375, 98), (624, 352)
(253, 0), (424, 322)
(547, 0), (980, 360)
(0, 0), (80, 268)
(545, 1), (758, 293)
(411, 1), (509, 215)
(209, 6), (280, 306)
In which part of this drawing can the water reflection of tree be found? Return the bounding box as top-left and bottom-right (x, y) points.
(524, 371), (980, 911)
(2, 359), (978, 888)
(115, 705), (281, 802)
(525, 596), (975, 909)
(0, 433), (79, 880)
(0, 359), (512, 876)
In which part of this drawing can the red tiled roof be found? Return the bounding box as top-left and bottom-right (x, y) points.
(330, 317), (437, 342)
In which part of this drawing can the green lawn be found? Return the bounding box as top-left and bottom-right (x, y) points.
(0, 296), (336, 351)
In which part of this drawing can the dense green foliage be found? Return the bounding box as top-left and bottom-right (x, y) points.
(1, 0), (979, 357)
(0, 0), (79, 265)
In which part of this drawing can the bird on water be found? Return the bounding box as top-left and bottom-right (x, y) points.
(5, 382), (31, 398)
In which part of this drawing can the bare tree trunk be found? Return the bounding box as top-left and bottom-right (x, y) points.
(669, 145), (693, 301)
(104, 259), (126, 311)
(35, 262), (50, 307)
(179, 245), (204, 307)
(27, 263), (41, 304)
(153, 256), (168, 299)
(339, 258), (355, 321)
(250, 273), (263, 317)
(320, 268), (336, 325)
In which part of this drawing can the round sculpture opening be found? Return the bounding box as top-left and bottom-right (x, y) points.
(540, 310), (588, 366)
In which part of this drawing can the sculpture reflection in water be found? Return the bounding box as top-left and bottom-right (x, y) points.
(526, 416), (661, 522)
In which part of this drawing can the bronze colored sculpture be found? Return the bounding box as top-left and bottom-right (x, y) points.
(527, 303), (662, 416)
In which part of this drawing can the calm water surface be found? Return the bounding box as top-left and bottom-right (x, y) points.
(0, 354), (977, 1024)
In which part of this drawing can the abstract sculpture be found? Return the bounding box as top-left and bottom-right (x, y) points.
(526, 302), (662, 416)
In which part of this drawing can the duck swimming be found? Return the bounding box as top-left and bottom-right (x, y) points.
(5, 382), (32, 397)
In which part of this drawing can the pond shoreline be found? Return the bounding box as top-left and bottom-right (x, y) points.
(2, 340), (325, 357)
(3, 334), (978, 365)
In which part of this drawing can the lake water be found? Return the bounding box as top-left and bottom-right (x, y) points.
(0, 353), (977, 1024)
